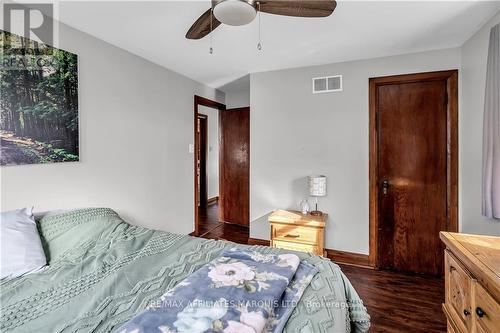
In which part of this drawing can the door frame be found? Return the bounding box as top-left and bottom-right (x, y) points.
(194, 95), (226, 236)
(368, 70), (459, 268)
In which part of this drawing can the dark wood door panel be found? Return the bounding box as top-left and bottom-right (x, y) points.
(219, 107), (250, 226)
(370, 70), (458, 276)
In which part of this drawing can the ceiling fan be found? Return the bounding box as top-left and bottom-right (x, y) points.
(186, 0), (337, 40)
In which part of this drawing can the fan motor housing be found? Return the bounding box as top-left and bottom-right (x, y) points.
(212, 0), (258, 26)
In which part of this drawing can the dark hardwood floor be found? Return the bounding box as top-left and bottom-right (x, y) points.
(340, 265), (446, 333)
(198, 203), (223, 235)
(197, 203), (446, 332)
(198, 203), (250, 243)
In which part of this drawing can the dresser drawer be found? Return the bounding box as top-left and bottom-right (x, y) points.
(272, 224), (319, 244)
(272, 240), (319, 255)
(473, 282), (500, 333)
(447, 320), (459, 333)
(443, 303), (462, 333)
(445, 250), (473, 332)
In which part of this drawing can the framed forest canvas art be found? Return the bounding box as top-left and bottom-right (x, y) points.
(0, 30), (79, 166)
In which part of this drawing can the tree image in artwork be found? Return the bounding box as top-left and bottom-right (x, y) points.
(0, 30), (79, 166)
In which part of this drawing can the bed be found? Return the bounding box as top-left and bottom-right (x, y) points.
(0, 208), (370, 332)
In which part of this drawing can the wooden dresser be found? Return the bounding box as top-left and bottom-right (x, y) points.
(269, 210), (327, 256)
(440, 232), (500, 333)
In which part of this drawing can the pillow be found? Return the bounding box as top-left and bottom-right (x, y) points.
(34, 209), (71, 220)
(0, 208), (47, 279)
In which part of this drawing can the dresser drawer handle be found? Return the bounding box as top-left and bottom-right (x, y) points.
(475, 307), (486, 318)
(284, 234), (300, 238)
(449, 265), (456, 273)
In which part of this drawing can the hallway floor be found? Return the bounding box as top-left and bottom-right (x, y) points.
(198, 203), (250, 244)
(197, 203), (222, 235)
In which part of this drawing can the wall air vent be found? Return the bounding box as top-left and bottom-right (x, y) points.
(312, 75), (342, 94)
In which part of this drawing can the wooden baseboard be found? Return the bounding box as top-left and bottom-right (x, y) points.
(325, 249), (372, 269)
(247, 238), (270, 246)
(247, 238), (372, 268)
(207, 196), (219, 206)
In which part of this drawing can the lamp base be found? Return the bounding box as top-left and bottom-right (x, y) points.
(309, 210), (323, 216)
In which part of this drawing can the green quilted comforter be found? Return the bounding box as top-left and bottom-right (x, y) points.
(0, 208), (370, 333)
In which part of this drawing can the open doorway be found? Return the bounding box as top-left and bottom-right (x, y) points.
(196, 113), (208, 208)
(197, 106), (220, 235)
(194, 96), (225, 236)
(193, 95), (250, 237)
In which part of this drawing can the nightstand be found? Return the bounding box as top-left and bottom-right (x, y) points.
(269, 210), (327, 256)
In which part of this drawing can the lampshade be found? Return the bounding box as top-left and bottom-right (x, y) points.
(213, 0), (257, 26)
(308, 175), (327, 197)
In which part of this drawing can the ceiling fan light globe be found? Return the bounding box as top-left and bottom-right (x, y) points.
(213, 0), (257, 26)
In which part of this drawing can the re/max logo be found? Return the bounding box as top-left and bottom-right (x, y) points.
(3, 3), (54, 46)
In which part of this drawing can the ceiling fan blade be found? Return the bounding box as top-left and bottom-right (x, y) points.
(259, 0), (336, 18)
(186, 8), (221, 40)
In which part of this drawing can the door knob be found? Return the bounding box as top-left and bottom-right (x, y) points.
(382, 180), (389, 195)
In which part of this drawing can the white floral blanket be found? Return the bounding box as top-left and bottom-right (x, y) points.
(117, 249), (318, 333)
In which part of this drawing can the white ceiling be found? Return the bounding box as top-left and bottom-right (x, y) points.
(48, 1), (500, 88)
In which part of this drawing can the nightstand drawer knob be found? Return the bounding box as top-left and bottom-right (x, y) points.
(284, 234), (300, 238)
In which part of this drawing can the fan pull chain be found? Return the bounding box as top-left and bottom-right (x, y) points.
(257, 2), (262, 51)
(209, 8), (214, 54)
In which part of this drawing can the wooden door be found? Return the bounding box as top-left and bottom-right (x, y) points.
(197, 115), (208, 207)
(219, 107), (250, 226)
(370, 70), (458, 276)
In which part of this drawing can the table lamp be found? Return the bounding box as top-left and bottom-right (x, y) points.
(308, 175), (327, 216)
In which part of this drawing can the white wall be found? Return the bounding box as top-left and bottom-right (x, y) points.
(250, 48), (462, 254)
(460, 11), (500, 236)
(0, 22), (224, 234)
(198, 105), (219, 199)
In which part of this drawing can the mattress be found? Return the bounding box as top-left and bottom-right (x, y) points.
(0, 208), (370, 332)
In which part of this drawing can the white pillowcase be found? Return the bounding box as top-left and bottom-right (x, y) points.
(0, 208), (47, 279)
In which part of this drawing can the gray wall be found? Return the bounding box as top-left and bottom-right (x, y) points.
(460, 11), (500, 235)
(221, 75), (251, 109)
(250, 48), (462, 254)
(0, 22), (224, 234)
(225, 89), (250, 109)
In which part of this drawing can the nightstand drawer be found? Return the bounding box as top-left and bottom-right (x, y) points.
(272, 240), (318, 254)
(273, 224), (319, 244)
(269, 210), (327, 257)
